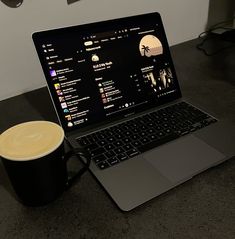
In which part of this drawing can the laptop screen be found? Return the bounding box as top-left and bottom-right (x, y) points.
(33, 12), (181, 132)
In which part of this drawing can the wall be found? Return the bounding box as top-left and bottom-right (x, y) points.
(207, 0), (235, 29)
(0, 0), (210, 100)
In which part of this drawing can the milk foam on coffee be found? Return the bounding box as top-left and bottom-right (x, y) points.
(0, 121), (64, 161)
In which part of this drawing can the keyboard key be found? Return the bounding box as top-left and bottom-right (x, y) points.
(104, 150), (115, 159)
(122, 144), (132, 151)
(126, 148), (139, 158)
(115, 133), (123, 139)
(147, 128), (155, 134)
(96, 133), (105, 139)
(104, 144), (115, 151)
(90, 147), (105, 157)
(123, 137), (131, 143)
(140, 131), (147, 137)
(133, 128), (139, 133)
(142, 137), (150, 144)
(86, 135), (95, 144)
(132, 141), (142, 147)
(97, 161), (110, 170)
(157, 131), (165, 138)
(117, 153), (128, 161)
(76, 137), (90, 146)
(93, 154), (106, 164)
(130, 134), (139, 140)
(113, 140), (123, 147)
(85, 143), (99, 152)
(124, 131), (131, 136)
(107, 137), (115, 142)
(165, 129), (172, 134)
(97, 140), (107, 146)
(180, 128), (190, 136)
(114, 147), (125, 154)
(107, 157), (119, 166)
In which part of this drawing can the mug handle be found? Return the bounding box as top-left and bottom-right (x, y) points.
(63, 144), (91, 189)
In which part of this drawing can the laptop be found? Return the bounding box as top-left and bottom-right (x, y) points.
(32, 12), (235, 211)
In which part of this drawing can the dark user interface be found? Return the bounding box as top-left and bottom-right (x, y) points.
(37, 18), (179, 130)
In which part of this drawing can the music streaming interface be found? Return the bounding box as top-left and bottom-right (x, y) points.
(40, 24), (177, 128)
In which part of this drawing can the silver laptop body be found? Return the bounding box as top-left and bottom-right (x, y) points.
(33, 12), (235, 211)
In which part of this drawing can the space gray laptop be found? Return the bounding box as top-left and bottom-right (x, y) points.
(32, 12), (235, 211)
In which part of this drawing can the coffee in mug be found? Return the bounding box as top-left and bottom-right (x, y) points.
(0, 121), (89, 206)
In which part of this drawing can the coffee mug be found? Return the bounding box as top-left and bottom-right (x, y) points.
(0, 121), (90, 206)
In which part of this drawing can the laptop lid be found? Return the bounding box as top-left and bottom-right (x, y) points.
(32, 12), (182, 133)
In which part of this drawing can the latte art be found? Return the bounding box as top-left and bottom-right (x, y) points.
(0, 121), (64, 161)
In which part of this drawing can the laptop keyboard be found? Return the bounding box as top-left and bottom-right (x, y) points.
(76, 102), (217, 170)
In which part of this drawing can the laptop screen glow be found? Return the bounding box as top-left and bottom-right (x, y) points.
(33, 13), (181, 131)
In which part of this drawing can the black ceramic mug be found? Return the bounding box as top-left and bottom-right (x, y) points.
(0, 121), (90, 206)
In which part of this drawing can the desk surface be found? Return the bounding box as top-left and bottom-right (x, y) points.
(0, 38), (235, 239)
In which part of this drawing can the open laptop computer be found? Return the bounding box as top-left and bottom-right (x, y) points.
(32, 12), (235, 211)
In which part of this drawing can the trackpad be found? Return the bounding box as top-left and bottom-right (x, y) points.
(144, 135), (225, 183)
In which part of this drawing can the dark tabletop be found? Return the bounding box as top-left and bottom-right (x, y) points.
(0, 38), (234, 239)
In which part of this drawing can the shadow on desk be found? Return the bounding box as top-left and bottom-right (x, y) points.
(0, 161), (17, 200)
